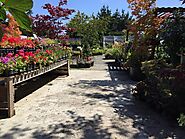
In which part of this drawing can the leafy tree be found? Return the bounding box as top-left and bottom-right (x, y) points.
(97, 5), (111, 19)
(97, 5), (132, 36)
(68, 5), (133, 50)
(67, 11), (89, 38)
(127, 0), (168, 59)
(109, 9), (132, 35)
(68, 12), (107, 50)
(0, 0), (33, 40)
(32, 0), (75, 39)
(160, 12), (185, 65)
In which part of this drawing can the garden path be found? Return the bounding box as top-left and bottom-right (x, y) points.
(0, 55), (185, 139)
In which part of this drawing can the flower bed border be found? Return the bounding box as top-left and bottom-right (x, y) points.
(0, 59), (69, 118)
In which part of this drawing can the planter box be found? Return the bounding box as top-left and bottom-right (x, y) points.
(0, 60), (69, 118)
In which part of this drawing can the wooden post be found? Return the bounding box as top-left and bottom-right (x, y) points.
(56, 60), (70, 76)
(67, 60), (70, 76)
(6, 78), (15, 117)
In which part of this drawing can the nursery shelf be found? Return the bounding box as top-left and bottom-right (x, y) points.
(0, 60), (68, 85)
(0, 59), (69, 118)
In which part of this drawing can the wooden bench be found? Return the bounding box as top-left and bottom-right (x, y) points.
(0, 60), (69, 118)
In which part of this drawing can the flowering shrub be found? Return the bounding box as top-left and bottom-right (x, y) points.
(0, 35), (36, 48)
(0, 45), (70, 76)
(0, 14), (36, 48)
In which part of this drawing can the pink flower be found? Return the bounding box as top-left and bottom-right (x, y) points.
(6, 53), (13, 58)
(18, 50), (25, 56)
(15, 54), (19, 57)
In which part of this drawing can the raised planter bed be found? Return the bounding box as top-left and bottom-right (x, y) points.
(0, 59), (69, 118)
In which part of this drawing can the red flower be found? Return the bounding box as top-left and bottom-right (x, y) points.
(46, 49), (52, 54)
(23, 56), (29, 61)
(36, 49), (41, 54)
(8, 37), (16, 43)
(6, 53), (13, 58)
(29, 52), (35, 57)
(18, 50), (25, 56)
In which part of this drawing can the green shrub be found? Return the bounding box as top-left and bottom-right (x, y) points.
(92, 48), (105, 55)
(178, 114), (185, 127)
(104, 42), (125, 60)
(134, 61), (185, 123)
(159, 12), (185, 66)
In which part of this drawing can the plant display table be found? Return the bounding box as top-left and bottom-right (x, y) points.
(0, 60), (69, 118)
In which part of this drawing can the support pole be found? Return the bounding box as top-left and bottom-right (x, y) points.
(7, 78), (15, 117)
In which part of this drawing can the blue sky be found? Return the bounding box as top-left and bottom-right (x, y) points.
(32, 0), (185, 16)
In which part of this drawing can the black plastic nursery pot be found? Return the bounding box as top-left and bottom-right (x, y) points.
(77, 62), (91, 68)
(91, 61), (94, 66)
(2, 70), (16, 77)
(129, 66), (144, 81)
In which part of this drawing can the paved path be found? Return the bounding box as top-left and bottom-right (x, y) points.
(0, 55), (184, 139)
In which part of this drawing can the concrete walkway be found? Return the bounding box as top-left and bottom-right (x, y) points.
(0, 55), (184, 139)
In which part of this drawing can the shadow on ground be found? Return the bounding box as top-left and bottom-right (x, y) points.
(1, 60), (185, 139)
(15, 71), (60, 102)
(0, 112), (111, 139)
(0, 71), (60, 119)
(68, 61), (185, 138)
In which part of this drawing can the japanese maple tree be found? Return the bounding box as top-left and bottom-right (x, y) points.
(127, 0), (169, 59)
(32, 0), (75, 40)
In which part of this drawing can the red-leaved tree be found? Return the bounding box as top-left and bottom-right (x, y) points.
(32, 0), (75, 40)
(127, 0), (170, 59)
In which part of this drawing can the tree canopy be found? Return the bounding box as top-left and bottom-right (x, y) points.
(67, 5), (132, 49)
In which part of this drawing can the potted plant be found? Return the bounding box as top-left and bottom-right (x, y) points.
(1, 57), (16, 76)
(128, 52), (144, 81)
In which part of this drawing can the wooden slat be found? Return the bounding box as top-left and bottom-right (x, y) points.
(11, 60), (68, 85)
(0, 102), (8, 109)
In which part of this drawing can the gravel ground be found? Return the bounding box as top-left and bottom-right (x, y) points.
(0, 55), (185, 139)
